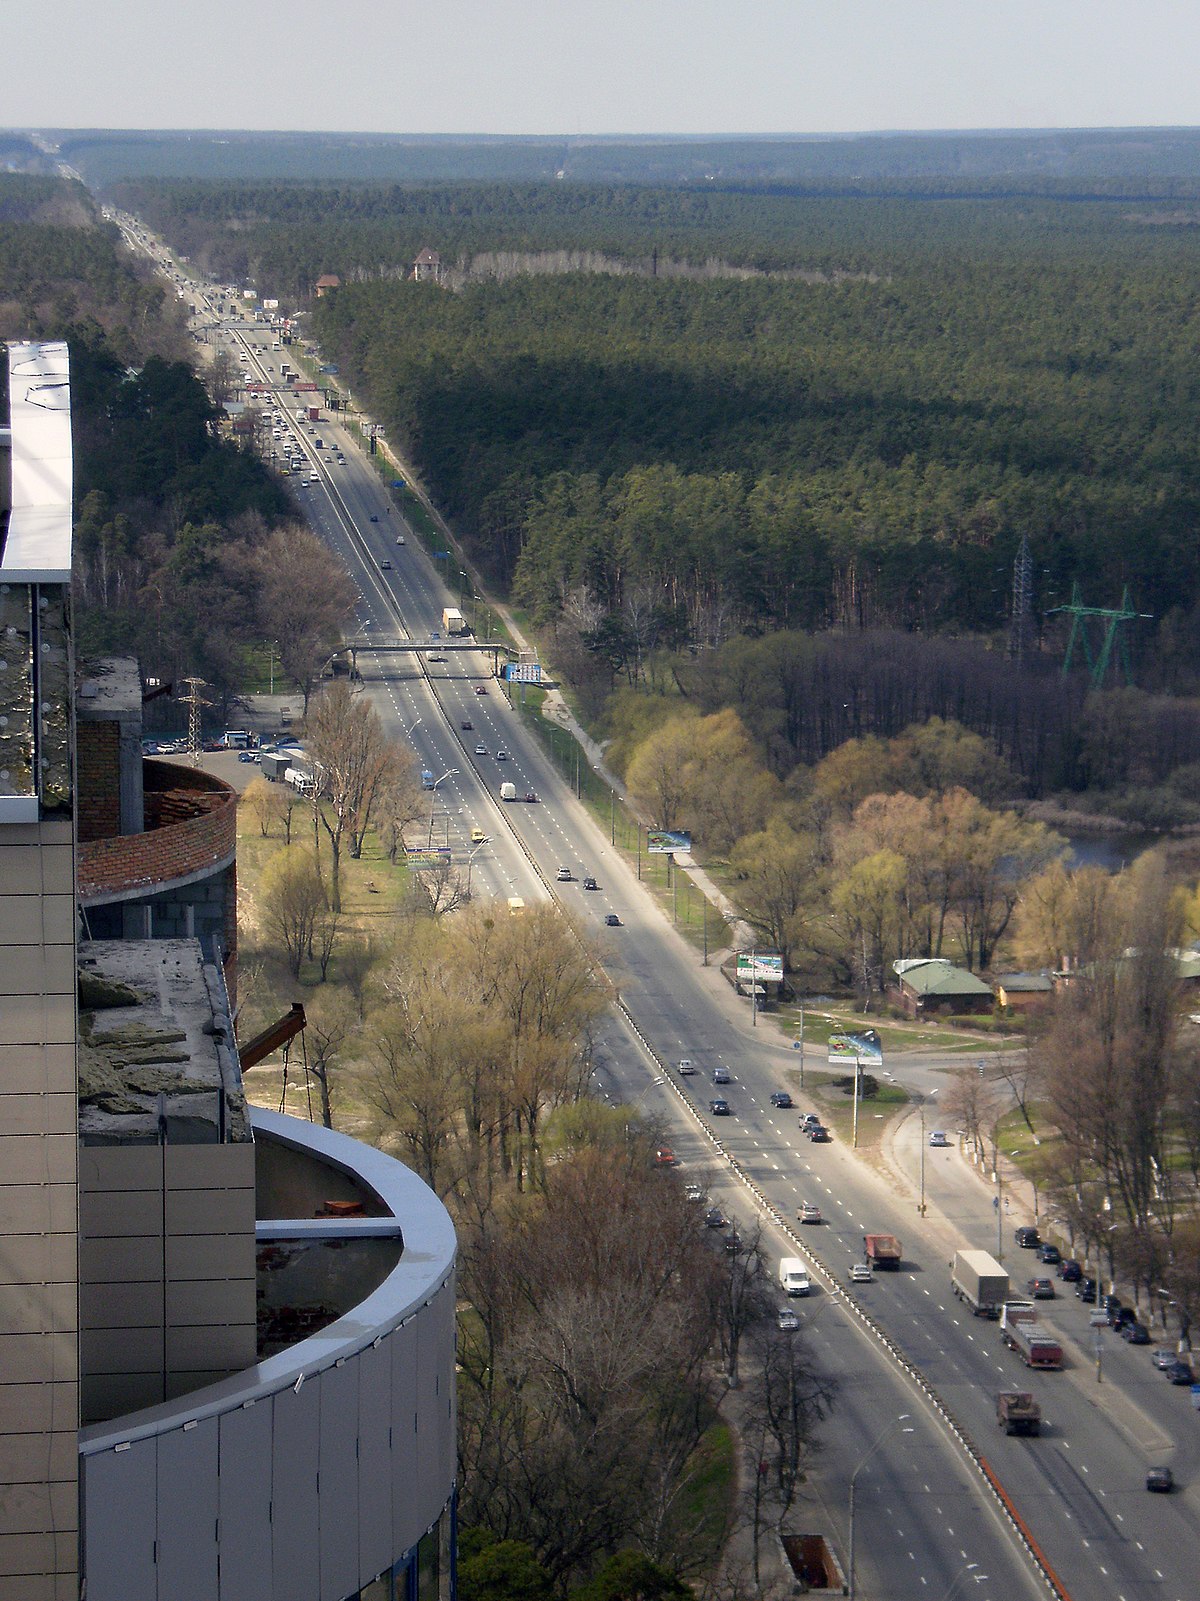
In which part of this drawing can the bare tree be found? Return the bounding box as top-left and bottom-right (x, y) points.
(255, 524), (356, 713)
(258, 848), (325, 978)
(304, 680), (402, 912)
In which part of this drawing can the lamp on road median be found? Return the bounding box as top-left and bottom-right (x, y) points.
(847, 1415), (913, 1599)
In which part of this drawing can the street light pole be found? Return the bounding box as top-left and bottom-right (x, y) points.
(847, 1415), (912, 1599)
(919, 1099), (926, 1216)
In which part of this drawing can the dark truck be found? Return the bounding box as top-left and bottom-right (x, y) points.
(864, 1233), (902, 1271)
(997, 1391), (1042, 1436)
(1002, 1318), (1063, 1370)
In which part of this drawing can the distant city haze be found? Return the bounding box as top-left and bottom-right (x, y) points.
(5, 0), (1200, 136)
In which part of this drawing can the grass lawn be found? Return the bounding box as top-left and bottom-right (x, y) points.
(772, 996), (1023, 1058)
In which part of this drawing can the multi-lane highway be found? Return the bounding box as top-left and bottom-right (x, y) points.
(118, 217), (1200, 1600)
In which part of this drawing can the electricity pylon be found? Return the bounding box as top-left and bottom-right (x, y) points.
(1046, 584), (1151, 688)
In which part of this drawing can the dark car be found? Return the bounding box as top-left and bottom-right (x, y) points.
(1015, 1226), (1041, 1249)
(1077, 1277), (1097, 1303)
(770, 1091), (794, 1109)
(1112, 1305), (1139, 1331)
(1026, 1278), (1056, 1300)
(710, 1098), (731, 1116)
(369, 514), (379, 523)
(808, 1125), (831, 1143)
(380, 559), (392, 570)
(1037, 1243), (1061, 1265)
(1122, 1323), (1152, 1345)
(1166, 1360), (1195, 1386)
(582, 876), (598, 891)
(604, 913), (621, 927)
(724, 1230), (743, 1255)
(1059, 1259), (1082, 1282)
(460, 719), (473, 731)
(1146, 1466), (1175, 1493)
(524, 792), (539, 803)
(704, 1207), (725, 1229)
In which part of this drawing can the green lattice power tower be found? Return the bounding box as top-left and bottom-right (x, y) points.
(1047, 583), (1152, 688)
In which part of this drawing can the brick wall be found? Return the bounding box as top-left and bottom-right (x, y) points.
(77, 769), (237, 902)
(77, 722), (121, 843)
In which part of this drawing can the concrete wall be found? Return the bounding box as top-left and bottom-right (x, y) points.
(0, 817), (79, 1600)
(78, 1144), (257, 1426)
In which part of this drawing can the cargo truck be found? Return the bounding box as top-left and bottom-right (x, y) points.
(442, 607), (467, 636)
(997, 1391), (1042, 1436)
(951, 1249), (1010, 1318)
(863, 1233), (902, 1271)
(1002, 1320), (1063, 1370)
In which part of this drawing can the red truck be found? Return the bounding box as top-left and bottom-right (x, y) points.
(864, 1233), (902, 1271)
(1002, 1320), (1063, 1370)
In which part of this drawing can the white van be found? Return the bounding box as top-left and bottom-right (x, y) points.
(499, 782), (518, 801)
(779, 1258), (812, 1297)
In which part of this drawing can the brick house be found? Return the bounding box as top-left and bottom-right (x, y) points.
(992, 972), (1055, 1013)
(892, 957), (993, 1017)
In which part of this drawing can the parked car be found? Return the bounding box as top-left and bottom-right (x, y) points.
(1152, 1348), (1179, 1371)
(704, 1207), (725, 1229)
(1146, 1466), (1175, 1493)
(1015, 1226), (1041, 1249)
(677, 1059), (695, 1075)
(928, 1130), (950, 1147)
(808, 1125), (831, 1143)
(1077, 1278), (1097, 1303)
(724, 1230), (742, 1255)
(1059, 1259), (1082, 1282)
(1088, 1308), (1111, 1328)
(1166, 1361), (1195, 1386)
(778, 1307), (801, 1332)
(712, 1066), (731, 1084)
(770, 1091), (794, 1109)
(800, 1112), (821, 1129)
(709, 1098), (731, 1116)
(1122, 1323), (1152, 1345)
(850, 1263), (873, 1283)
(1112, 1305), (1139, 1331)
(1026, 1278), (1056, 1300)
(799, 1203), (823, 1225)
(1037, 1243), (1062, 1265)
(604, 913), (621, 927)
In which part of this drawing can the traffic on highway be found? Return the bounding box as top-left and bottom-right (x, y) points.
(119, 213), (1200, 1601)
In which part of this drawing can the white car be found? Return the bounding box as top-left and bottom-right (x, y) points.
(928, 1131), (950, 1147)
(677, 1059), (696, 1075)
(850, 1262), (874, 1283)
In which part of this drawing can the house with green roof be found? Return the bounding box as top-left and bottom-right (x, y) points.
(892, 957), (994, 1017)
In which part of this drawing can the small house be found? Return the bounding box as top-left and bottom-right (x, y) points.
(314, 274), (341, 297)
(892, 958), (993, 1018)
(992, 972), (1055, 1013)
(412, 247), (444, 284)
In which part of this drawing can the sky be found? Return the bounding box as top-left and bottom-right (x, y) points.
(5, 0), (1200, 135)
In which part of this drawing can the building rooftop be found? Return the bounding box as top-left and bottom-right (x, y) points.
(76, 656), (143, 720)
(893, 957), (993, 996)
(994, 971), (1054, 993)
(77, 938), (246, 1145)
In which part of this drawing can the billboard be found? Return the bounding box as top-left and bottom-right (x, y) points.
(827, 1029), (883, 1067)
(505, 662), (543, 684)
(647, 829), (692, 855)
(405, 847), (451, 867)
(735, 952), (783, 983)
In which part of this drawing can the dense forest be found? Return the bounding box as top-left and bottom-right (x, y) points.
(0, 174), (312, 713)
(62, 125), (1200, 188)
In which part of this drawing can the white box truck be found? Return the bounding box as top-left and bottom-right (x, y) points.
(442, 607), (467, 636)
(951, 1249), (1010, 1319)
(780, 1258), (812, 1297)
